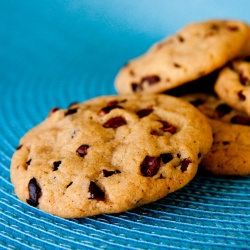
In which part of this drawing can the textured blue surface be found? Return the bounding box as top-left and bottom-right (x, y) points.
(1, 1), (250, 249)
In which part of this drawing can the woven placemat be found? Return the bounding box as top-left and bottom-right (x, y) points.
(1, 1), (250, 249)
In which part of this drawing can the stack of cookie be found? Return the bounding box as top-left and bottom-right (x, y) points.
(115, 19), (250, 177)
(10, 19), (249, 218)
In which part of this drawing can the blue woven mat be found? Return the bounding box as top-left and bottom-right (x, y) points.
(1, 1), (249, 249)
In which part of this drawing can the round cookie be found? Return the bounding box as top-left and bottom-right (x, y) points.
(115, 19), (250, 94)
(181, 93), (250, 176)
(214, 58), (250, 116)
(11, 94), (212, 218)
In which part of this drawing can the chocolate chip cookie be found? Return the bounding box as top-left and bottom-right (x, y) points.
(214, 57), (250, 116)
(11, 94), (212, 218)
(115, 19), (250, 94)
(182, 93), (250, 176)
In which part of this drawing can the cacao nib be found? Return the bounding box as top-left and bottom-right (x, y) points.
(65, 107), (78, 116)
(231, 115), (250, 126)
(102, 169), (121, 177)
(181, 158), (192, 172)
(140, 156), (161, 177)
(26, 178), (41, 207)
(238, 90), (246, 101)
(159, 120), (177, 134)
(76, 144), (89, 157)
(52, 161), (61, 171)
(160, 153), (173, 164)
(88, 181), (105, 201)
(103, 116), (127, 128)
(215, 104), (232, 117)
(136, 108), (153, 118)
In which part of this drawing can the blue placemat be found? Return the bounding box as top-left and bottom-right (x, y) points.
(1, 1), (250, 249)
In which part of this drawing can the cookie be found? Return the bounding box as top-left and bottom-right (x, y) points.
(181, 93), (250, 176)
(214, 57), (250, 116)
(11, 94), (212, 218)
(115, 19), (250, 94)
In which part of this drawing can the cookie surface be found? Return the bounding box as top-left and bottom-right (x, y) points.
(182, 93), (250, 176)
(115, 19), (250, 94)
(214, 58), (250, 116)
(11, 94), (212, 218)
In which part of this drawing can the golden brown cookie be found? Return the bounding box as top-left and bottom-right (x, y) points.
(182, 93), (250, 176)
(115, 19), (250, 94)
(11, 94), (212, 218)
(214, 58), (250, 116)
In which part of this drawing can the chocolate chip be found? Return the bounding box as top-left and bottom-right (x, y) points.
(102, 169), (121, 177)
(160, 153), (173, 164)
(16, 145), (23, 150)
(65, 107), (78, 116)
(238, 90), (246, 101)
(231, 115), (250, 126)
(177, 35), (185, 43)
(141, 75), (161, 85)
(136, 108), (153, 118)
(215, 104), (232, 117)
(66, 182), (73, 188)
(173, 62), (181, 68)
(140, 156), (161, 177)
(76, 144), (89, 157)
(52, 161), (61, 171)
(180, 158), (192, 172)
(103, 116), (127, 128)
(131, 75), (160, 93)
(131, 83), (141, 92)
(88, 181), (105, 201)
(158, 120), (177, 134)
(238, 71), (250, 86)
(226, 25), (239, 31)
(48, 107), (59, 117)
(211, 24), (219, 31)
(98, 101), (123, 116)
(25, 159), (32, 170)
(222, 141), (230, 145)
(26, 178), (41, 207)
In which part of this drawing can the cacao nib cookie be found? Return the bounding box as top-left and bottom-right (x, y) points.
(115, 19), (250, 94)
(11, 94), (212, 218)
(214, 58), (250, 116)
(181, 93), (250, 176)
